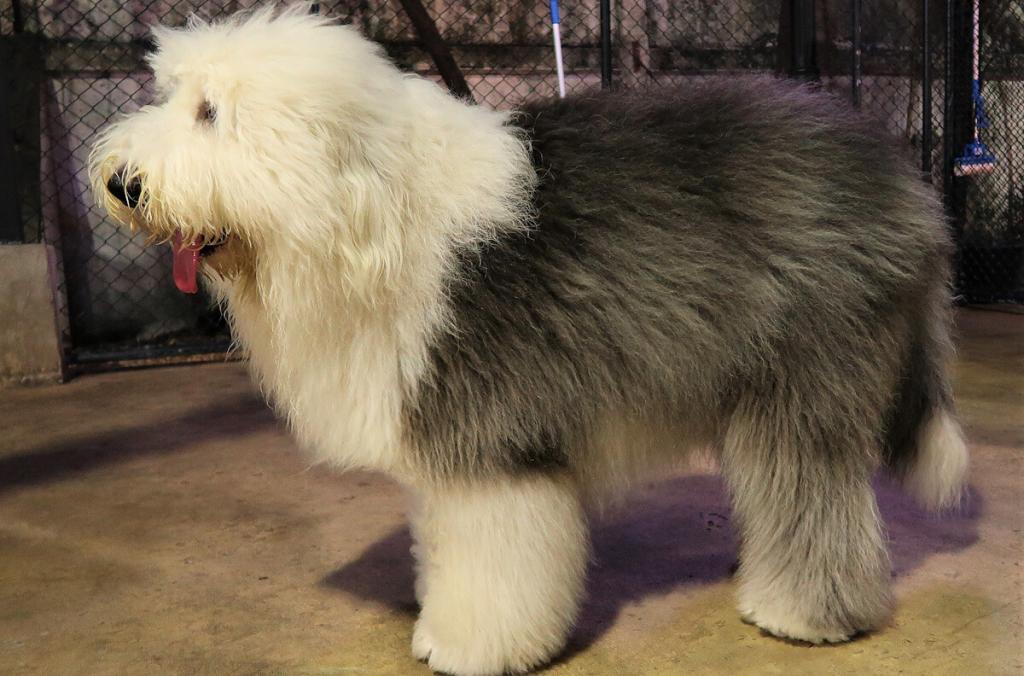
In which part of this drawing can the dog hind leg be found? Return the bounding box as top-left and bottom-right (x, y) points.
(720, 393), (892, 644)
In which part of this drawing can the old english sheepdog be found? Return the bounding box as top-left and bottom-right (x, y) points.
(90, 5), (969, 673)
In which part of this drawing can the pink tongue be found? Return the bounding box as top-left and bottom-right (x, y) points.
(172, 231), (202, 294)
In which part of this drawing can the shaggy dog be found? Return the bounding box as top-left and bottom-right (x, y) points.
(90, 6), (968, 674)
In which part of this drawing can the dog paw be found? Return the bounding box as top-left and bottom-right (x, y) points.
(741, 607), (854, 645)
(411, 617), (494, 674)
(411, 618), (434, 662)
(410, 614), (547, 675)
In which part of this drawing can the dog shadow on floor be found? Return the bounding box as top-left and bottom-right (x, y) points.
(0, 396), (273, 494)
(322, 473), (982, 656)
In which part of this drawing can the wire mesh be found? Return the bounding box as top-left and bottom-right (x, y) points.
(1, 0), (1020, 365)
(610, 0), (779, 88)
(860, 1), (934, 178)
(955, 0), (1024, 303)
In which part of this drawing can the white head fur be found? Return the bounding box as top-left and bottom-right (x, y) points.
(89, 4), (535, 474)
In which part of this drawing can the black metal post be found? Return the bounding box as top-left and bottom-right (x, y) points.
(790, 0), (819, 80)
(943, 0), (968, 213)
(943, 0), (954, 201)
(851, 0), (861, 107)
(396, 0), (474, 101)
(11, 0), (24, 33)
(922, 0), (933, 177)
(0, 0), (25, 243)
(600, 0), (612, 88)
(0, 55), (23, 243)
(943, 0), (974, 256)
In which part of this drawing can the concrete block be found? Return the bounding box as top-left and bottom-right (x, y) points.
(0, 243), (64, 386)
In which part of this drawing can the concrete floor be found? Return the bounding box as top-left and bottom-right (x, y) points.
(1, 308), (1021, 675)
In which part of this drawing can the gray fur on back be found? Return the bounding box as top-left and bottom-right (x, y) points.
(403, 76), (953, 484)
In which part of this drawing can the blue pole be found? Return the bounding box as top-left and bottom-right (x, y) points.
(549, 0), (566, 97)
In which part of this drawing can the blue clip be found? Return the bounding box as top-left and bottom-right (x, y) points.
(972, 81), (990, 130)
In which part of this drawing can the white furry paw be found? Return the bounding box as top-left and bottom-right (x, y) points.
(741, 606), (854, 645)
(411, 617), (434, 662)
(411, 614), (547, 676)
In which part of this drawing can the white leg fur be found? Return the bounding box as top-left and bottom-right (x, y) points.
(904, 410), (969, 511)
(410, 474), (588, 675)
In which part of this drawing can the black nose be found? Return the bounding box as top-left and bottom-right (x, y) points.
(106, 169), (142, 208)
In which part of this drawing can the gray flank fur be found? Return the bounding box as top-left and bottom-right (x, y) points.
(403, 76), (953, 484)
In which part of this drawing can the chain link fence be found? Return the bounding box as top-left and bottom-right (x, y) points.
(1, 0), (1020, 367)
(955, 0), (1024, 303)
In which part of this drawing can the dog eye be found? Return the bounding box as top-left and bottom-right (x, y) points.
(197, 100), (216, 125)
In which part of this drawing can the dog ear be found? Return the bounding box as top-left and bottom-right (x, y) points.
(336, 178), (406, 304)
(339, 237), (404, 305)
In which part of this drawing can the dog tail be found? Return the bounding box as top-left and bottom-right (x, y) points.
(883, 304), (968, 511)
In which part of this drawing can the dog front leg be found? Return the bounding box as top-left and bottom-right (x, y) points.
(409, 472), (588, 675)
